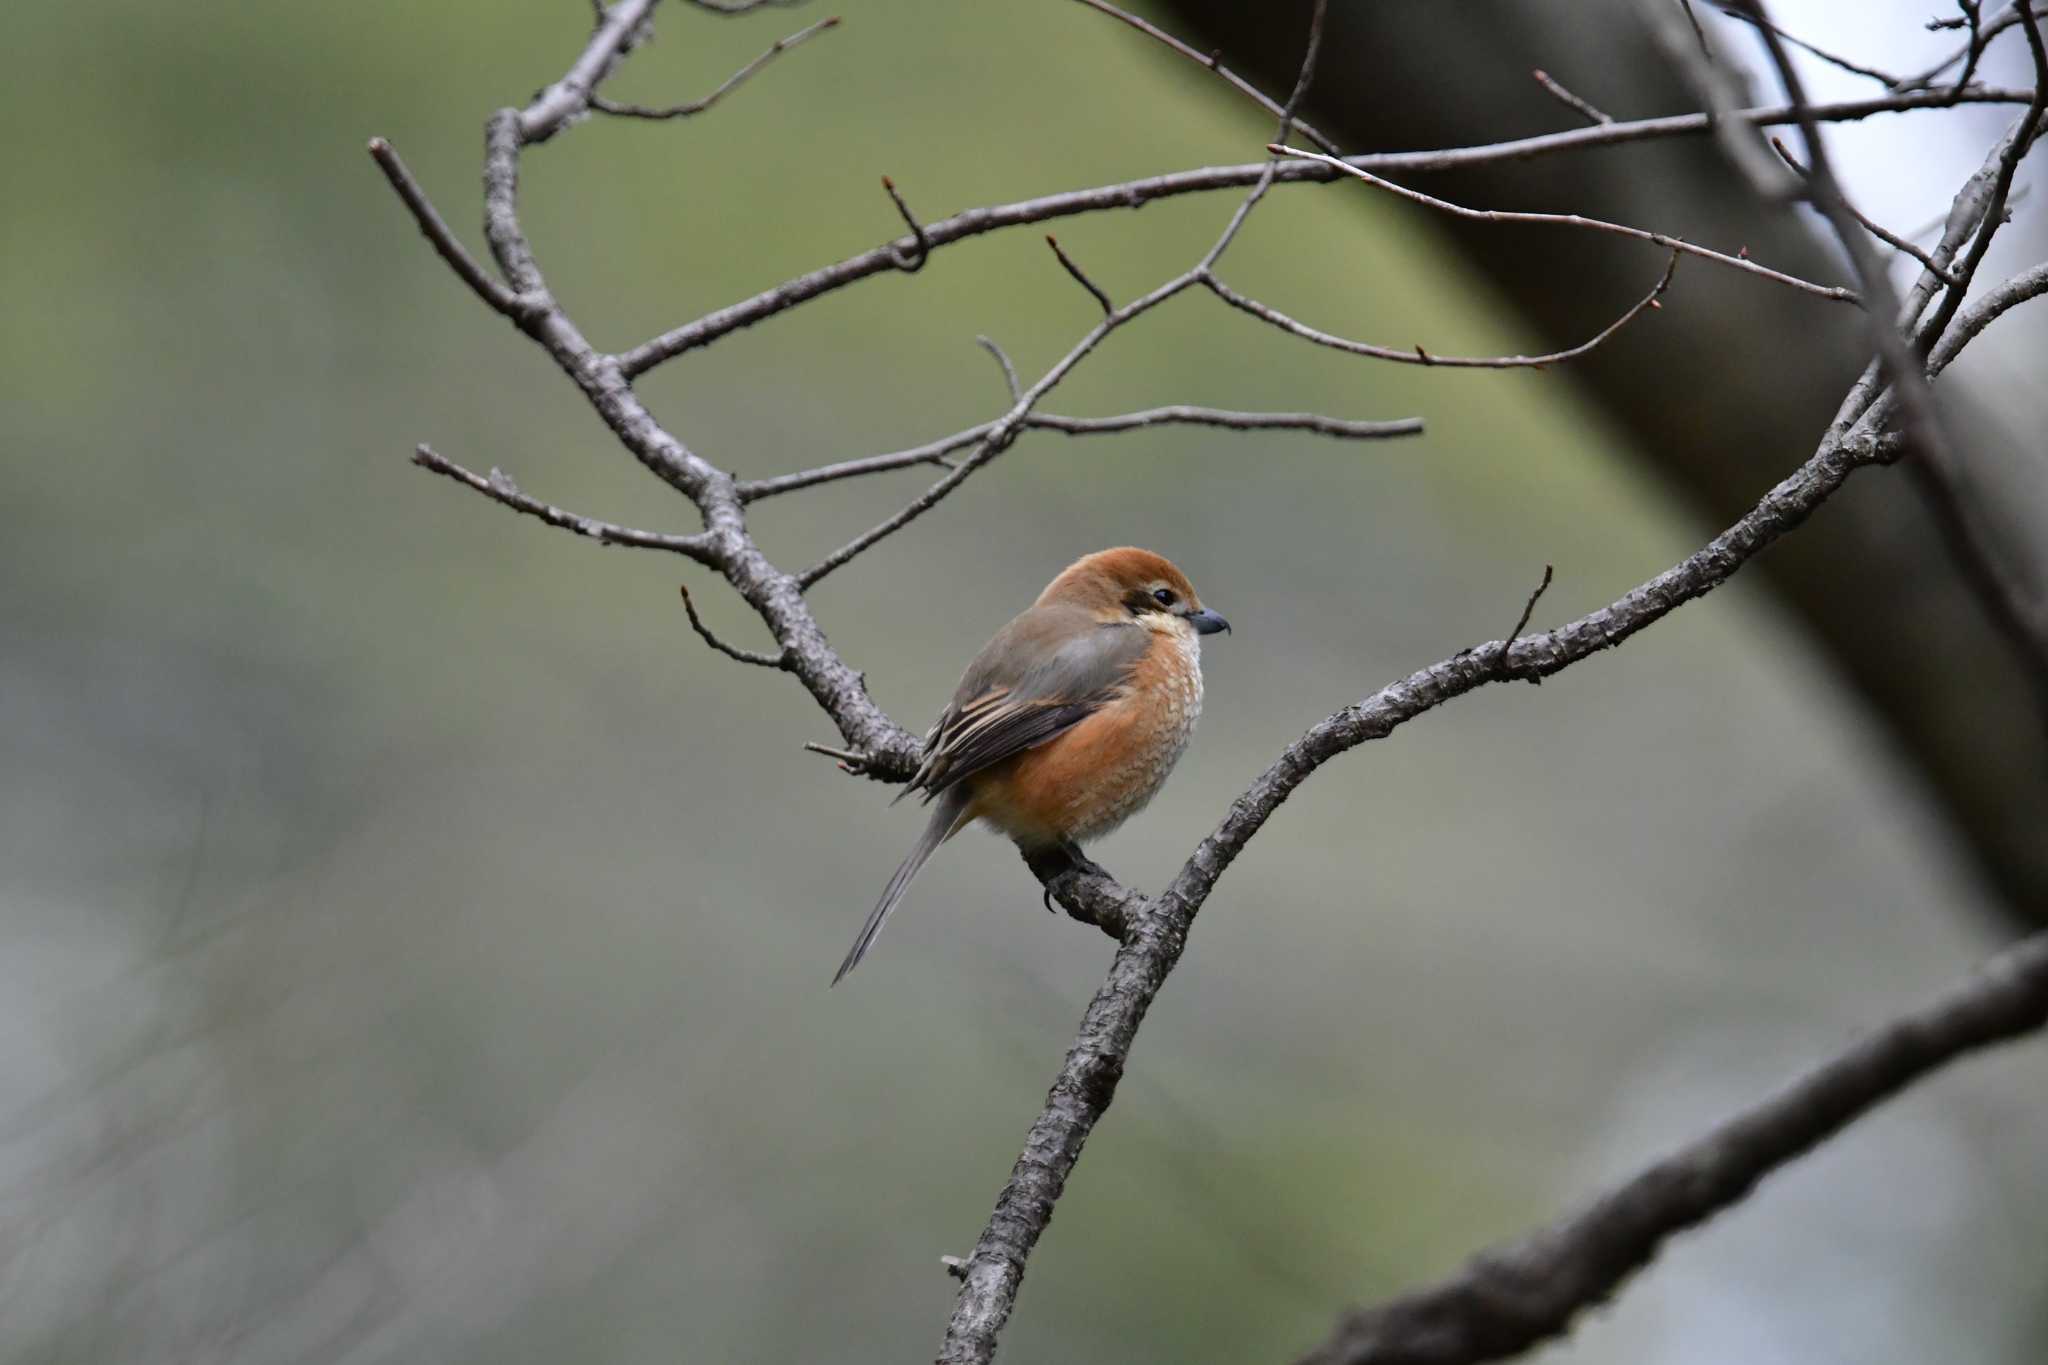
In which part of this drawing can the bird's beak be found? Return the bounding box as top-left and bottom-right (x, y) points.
(1188, 607), (1231, 636)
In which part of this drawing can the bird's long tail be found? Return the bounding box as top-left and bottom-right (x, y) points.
(832, 786), (971, 985)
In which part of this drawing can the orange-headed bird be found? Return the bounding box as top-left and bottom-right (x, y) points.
(834, 547), (1228, 982)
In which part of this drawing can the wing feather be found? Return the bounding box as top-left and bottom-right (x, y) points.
(902, 607), (1144, 801)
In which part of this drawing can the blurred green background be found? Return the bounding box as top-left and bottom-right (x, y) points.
(4, 2), (2044, 1362)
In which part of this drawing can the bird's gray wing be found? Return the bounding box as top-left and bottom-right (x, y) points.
(902, 606), (1146, 801)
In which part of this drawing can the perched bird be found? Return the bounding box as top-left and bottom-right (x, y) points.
(833, 547), (1229, 983)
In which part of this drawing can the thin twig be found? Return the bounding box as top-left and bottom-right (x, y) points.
(1657, 0), (1806, 199)
(1205, 252), (1679, 370)
(366, 139), (531, 319)
(737, 424), (998, 501)
(1532, 69), (1614, 124)
(1494, 565), (1555, 678)
(1719, 5), (1905, 86)
(683, 0), (807, 13)
(882, 175), (931, 272)
(679, 585), (789, 669)
(1902, 0), (2040, 90)
(1194, 0), (1329, 274)
(411, 446), (719, 562)
(1950, 0), (1987, 95)
(1270, 143), (1853, 304)
(1769, 136), (1961, 284)
(591, 14), (839, 119)
(1031, 407), (1422, 439)
(735, 404), (1422, 502)
(803, 741), (869, 764)
(1676, 0), (1715, 57)
(1045, 235), (1113, 314)
(976, 335), (1022, 401)
(1068, 0), (1343, 155)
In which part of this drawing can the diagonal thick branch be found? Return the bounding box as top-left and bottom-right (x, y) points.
(1294, 930), (2048, 1365)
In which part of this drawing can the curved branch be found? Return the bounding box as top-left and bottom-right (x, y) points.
(1206, 251), (1679, 369)
(1295, 931), (2048, 1365)
(678, 584), (790, 668)
(1270, 144), (1853, 304)
(590, 14), (838, 119)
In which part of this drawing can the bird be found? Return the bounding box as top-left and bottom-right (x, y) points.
(833, 547), (1229, 983)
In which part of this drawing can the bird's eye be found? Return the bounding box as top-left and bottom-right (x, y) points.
(1151, 587), (1177, 606)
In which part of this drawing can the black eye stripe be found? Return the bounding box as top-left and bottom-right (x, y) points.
(1151, 587), (1176, 605)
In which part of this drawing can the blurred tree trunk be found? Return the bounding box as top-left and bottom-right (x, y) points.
(1153, 0), (2048, 933)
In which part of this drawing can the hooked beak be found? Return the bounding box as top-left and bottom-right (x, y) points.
(1188, 607), (1231, 636)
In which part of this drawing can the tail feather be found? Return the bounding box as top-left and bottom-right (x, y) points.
(832, 788), (971, 985)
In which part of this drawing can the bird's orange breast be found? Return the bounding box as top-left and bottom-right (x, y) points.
(970, 624), (1203, 847)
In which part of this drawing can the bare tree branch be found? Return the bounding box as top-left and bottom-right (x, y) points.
(1206, 252), (1679, 370)
(365, 139), (531, 319)
(734, 405), (1422, 502)
(1675, 0), (1715, 57)
(1044, 234), (1114, 314)
(682, 0), (809, 14)
(412, 445), (720, 561)
(1928, 260), (2048, 375)
(1069, 0), (1343, 154)
(678, 584), (789, 669)
(1768, 136), (1961, 285)
(1909, 9), (2047, 347)
(881, 175), (932, 272)
(1493, 564), (1555, 676)
(1736, 0), (2048, 718)
(1270, 143), (1854, 304)
(1531, 69), (1614, 125)
(736, 423), (995, 501)
(591, 13), (839, 119)
(1718, 4), (1905, 87)
(1899, 1), (2043, 90)
(1031, 407), (1423, 440)
(1295, 931), (2048, 1365)
(1648, 0), (1803, 199)
(612, 86), (2033, 377)
(977, 335), (1022, 400)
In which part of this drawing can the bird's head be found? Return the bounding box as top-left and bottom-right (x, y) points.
(1036, 547), (1230, 636)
